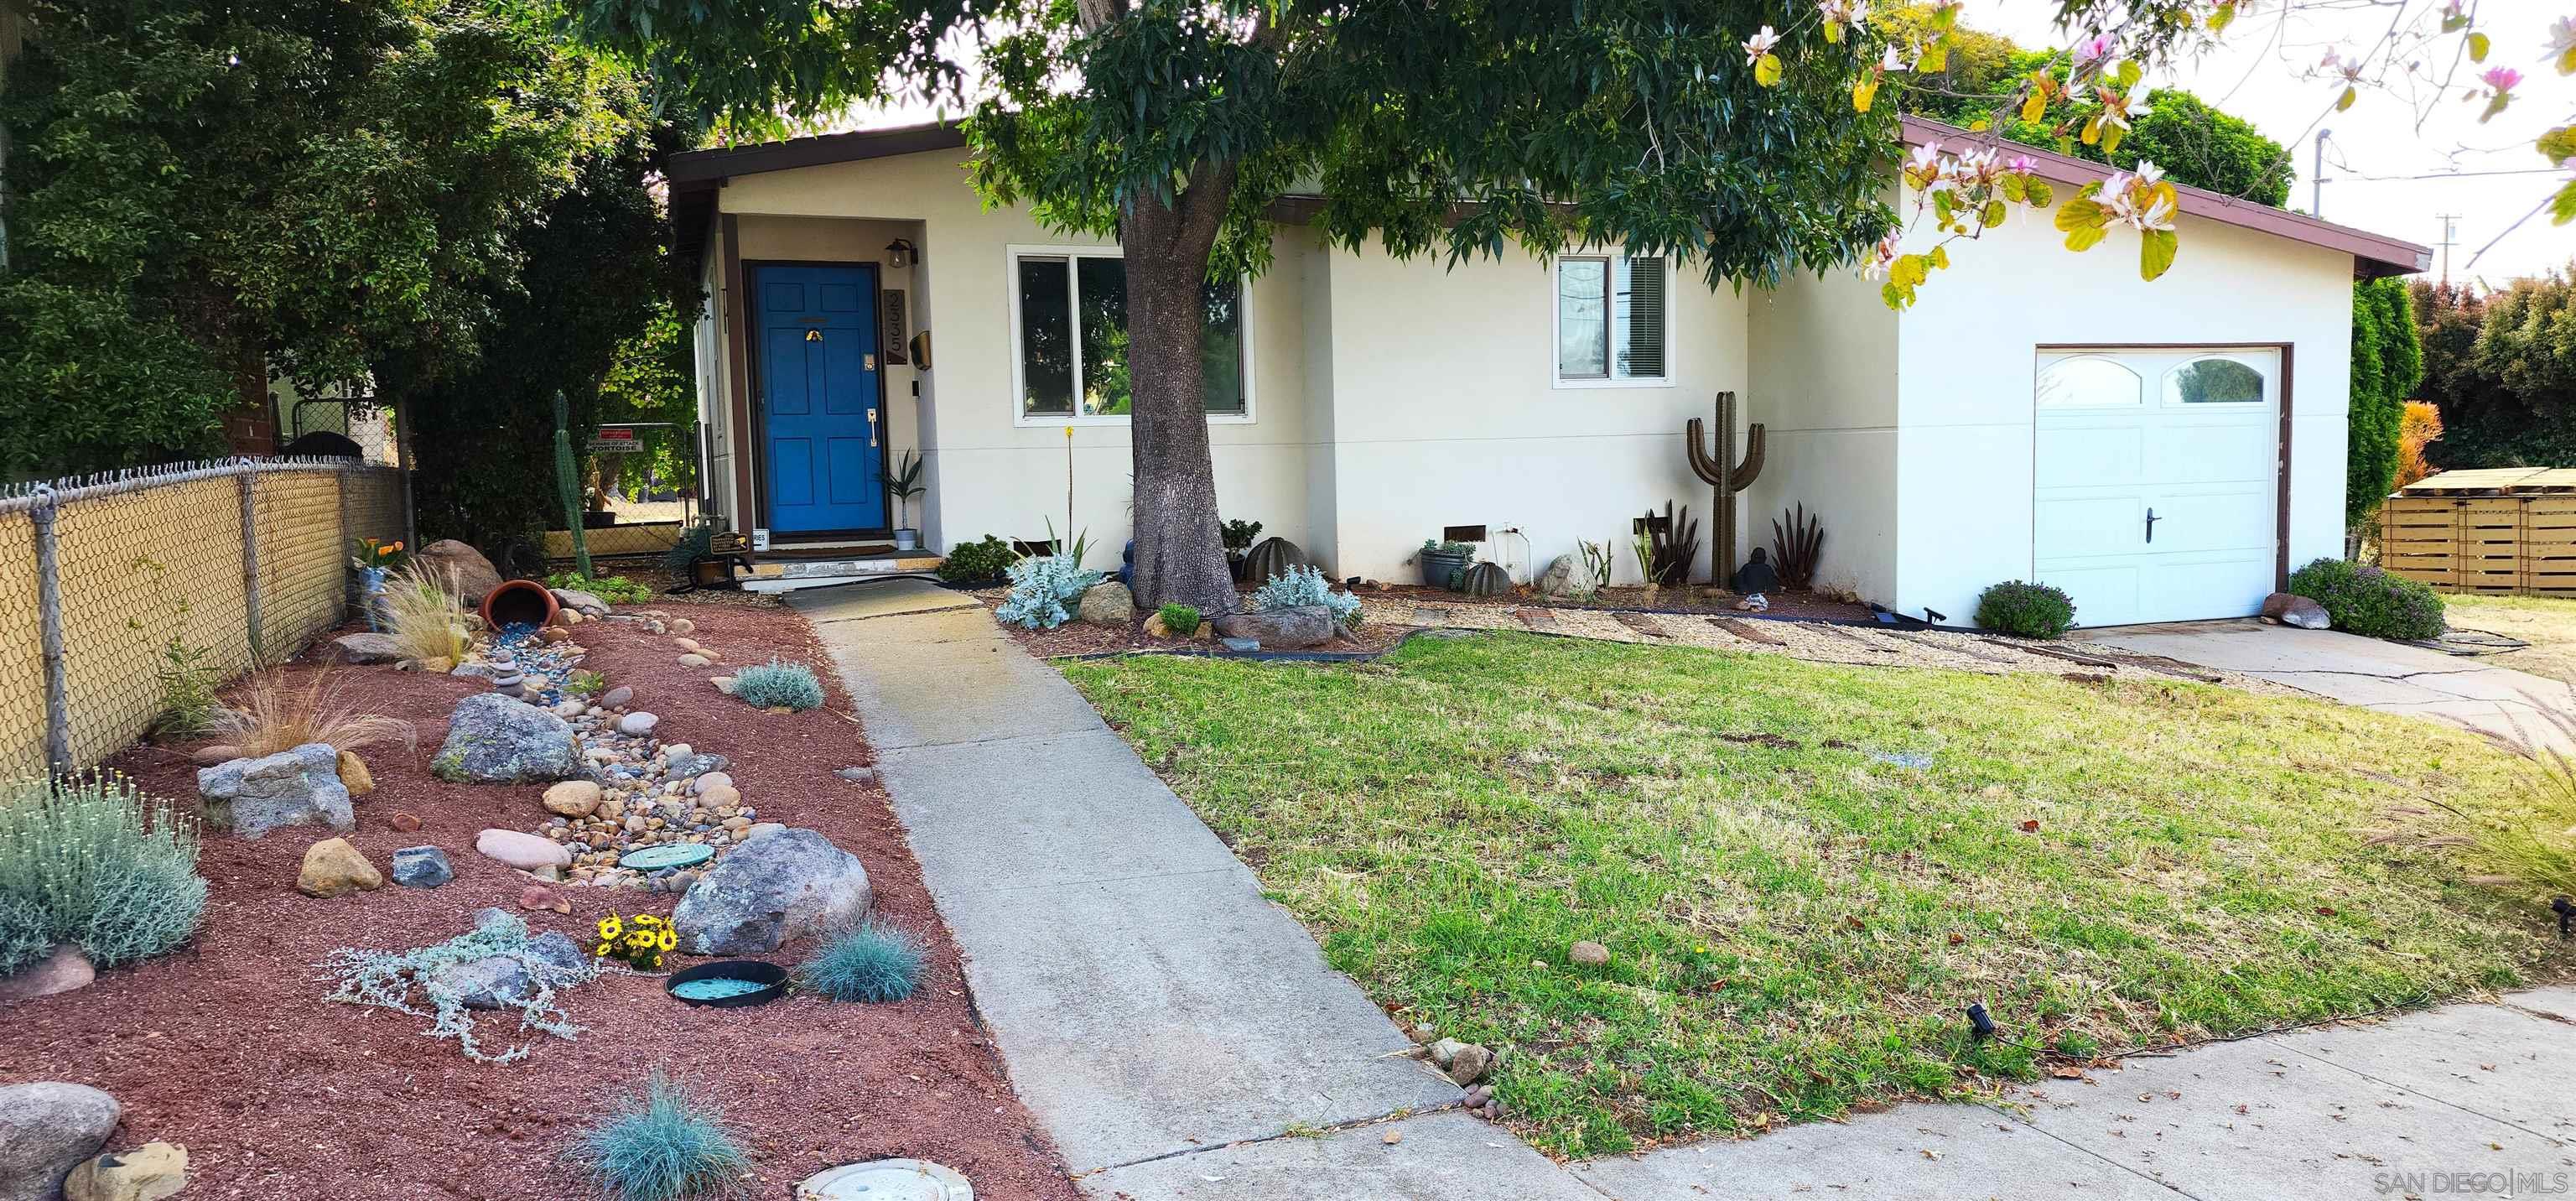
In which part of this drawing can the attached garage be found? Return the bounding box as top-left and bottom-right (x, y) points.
(2033, 347), (2283, 627)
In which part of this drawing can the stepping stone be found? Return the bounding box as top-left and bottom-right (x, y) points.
(1514, 608), (1558, 632)
(1711, 616), (1784, 646)
(1812, 624), (1897, 652)
(1413, 606), (1455, 626)
(1612, 611), (1670, 639)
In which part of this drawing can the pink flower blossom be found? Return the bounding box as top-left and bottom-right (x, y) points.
(2007, 153), (2036, 174)
(2481, 66), (2522, 93)
(1743, 25), (1780, 65)
(2073, 33), (2115, 64)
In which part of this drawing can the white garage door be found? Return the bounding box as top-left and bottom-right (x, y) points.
(2033, 347), (2280, 628)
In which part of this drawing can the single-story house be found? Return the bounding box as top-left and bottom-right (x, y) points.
(667, 115), (2428, 627)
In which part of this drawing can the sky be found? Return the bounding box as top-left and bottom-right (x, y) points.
(1960, 0), (2573, 288)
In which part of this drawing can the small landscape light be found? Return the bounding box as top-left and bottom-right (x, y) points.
(1966, 1001), (1997, 1041)
(2552, 896), (2573, 938)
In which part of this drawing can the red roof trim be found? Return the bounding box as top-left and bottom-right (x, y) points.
(1898, 116), (2428, 278)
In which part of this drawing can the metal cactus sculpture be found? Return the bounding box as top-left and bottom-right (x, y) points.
(1685, 391), (1765, 585)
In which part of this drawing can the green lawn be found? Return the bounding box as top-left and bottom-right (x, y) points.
(2444, 592), (2576, 689)
(1063, 632), (2573, 1158)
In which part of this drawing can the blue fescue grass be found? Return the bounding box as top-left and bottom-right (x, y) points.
(797, 920), (925, 1003)
(730, 659), (825, 711)
(569, 1071), (750, 1201)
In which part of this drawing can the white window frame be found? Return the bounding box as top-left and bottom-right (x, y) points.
(1005, 242), (1258, 428)
(1552, 253), (1677, 391)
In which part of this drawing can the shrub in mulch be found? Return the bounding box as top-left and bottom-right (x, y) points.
(2288, 557), (2445, 641)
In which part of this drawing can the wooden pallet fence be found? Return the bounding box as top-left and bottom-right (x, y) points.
(2378, 493), (2576, 598)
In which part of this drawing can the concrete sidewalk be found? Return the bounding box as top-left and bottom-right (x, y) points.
(2079, 621), (2576, 751)
(802, 581), (2576, 1199)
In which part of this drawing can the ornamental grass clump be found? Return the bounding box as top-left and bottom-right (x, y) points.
(2288, 557), (2445, 641)
(569, 1070), (751, 1201)
(216, 669), (416, 758)
(1253, 564), (1362, 627)
(382, 563), (475, 663)
(1975, 580), (2078, 640)
(797, 919), (925, 1003)
(995, 554), (1104, 630)
(730, 660), (825, 711)
(0, 773), (206, 977)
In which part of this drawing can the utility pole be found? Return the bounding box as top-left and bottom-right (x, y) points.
(2434, 214), (2460, 283)
(2311, 129), (2333, 218)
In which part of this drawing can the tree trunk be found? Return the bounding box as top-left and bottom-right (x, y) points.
(1119, 177), (1239, 615)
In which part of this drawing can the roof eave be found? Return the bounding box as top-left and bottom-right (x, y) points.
(1896, 116), (2430, 279)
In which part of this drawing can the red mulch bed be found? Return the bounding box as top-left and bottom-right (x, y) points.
(0, 599), (1079, 1201)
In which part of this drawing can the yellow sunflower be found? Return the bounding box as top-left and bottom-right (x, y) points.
(597, 916), (623, 941)
(656, 929), (678, 951)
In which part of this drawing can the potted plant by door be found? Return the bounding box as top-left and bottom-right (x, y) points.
(889, 450), (926, 551)
(1222, 519), (1264, 581)
(1417, 538), (1475, 590)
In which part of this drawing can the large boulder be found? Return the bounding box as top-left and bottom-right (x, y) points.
(433, 694), (579, 782)
(673, 828), (872, 954)
(1535, 554), (1580, 598)
(2261, 591), (2331, 630)
(390, 846), (454, 889)
(0, 1082), (120, 1201)
(1212, 606), (1357, 651)
(413, 539), (503, 604)
(1077, 580), (1136, 626)
(196, 743), (351, 840)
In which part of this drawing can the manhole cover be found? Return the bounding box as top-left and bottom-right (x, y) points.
(797, 1159), (972, 1200)
(618, 843), (714, 871)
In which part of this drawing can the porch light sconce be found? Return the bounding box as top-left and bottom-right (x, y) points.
(886, 238), (918, 269)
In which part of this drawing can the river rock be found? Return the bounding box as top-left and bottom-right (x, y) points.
(615, 711), (658, 737)
(0, 1082), (120, 1201)
(600, 685), (633, 710)
(62, 1141), (187, 1201)
(1212, 606), (1354, 650)
(296, 837), (382, 897)
(189, 744), (241, 767)
(474, 828), (571, 871)
(673, 828), (872, 954)
(197, 743), (351, 839)
(336, 750), (374, 798)
(330, 631), (406, 664)
(1077, 580), (1136, 626)
(543, 780), (602, 818)
(550, 587), (607, 615)
(2261, 591), (2331, 630)
(414, 539), (503, 604)
(0, 945), (95, 1005)
(390, 845), (454, 888)
(433, 694), (579, 782)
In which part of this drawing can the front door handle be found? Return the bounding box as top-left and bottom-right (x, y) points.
(867, 407), (879, 449)
(2144, 507), (2160, 544)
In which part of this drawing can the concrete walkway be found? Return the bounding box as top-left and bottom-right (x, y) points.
(801, 581), (2576, 1199)
(2080, 620), (2576, 751)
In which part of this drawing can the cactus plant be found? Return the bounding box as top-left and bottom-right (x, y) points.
(1685, 391), (1765, 585)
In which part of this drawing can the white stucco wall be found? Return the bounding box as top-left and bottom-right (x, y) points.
(1746, 267), (1902, 605)
(1314, 243), (1752, 585)
(717, 151), (1319, 564)
(1888, 200), (2355, 626)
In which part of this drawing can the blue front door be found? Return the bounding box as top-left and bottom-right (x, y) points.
(756, 264), (887, 534)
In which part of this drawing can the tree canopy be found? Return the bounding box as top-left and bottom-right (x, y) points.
(2416, 271), (2576, 472)
(0, 0), (632, 478)
(1887, 8), (2291, 205)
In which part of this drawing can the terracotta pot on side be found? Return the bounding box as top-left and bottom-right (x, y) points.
(480, 579), (561, 631)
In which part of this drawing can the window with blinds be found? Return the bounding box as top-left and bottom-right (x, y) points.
(1557, 255), (1670, 384)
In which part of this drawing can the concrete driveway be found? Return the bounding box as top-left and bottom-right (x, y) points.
(2076, 620), (2576, 751)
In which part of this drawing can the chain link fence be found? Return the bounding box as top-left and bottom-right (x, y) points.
(0, 459), (407, 777)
